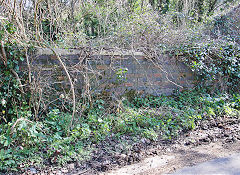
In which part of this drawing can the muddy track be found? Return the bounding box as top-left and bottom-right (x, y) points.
(36, 114), (240, 175)
(102, 115), (240, 175)
(103, 140), (240, 175)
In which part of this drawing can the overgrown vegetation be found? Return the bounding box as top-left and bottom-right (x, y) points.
(172, 41), (240, 92)
(0, 0), (240, 173)
(1, 87), (240, 172)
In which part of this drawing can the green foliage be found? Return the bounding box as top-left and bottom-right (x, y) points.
(142, 128), (158, 141)
(83, 13), (102, 37)
(0, 23), (30, 124)
(1, 86), (240, 172)
(41, 19), (59, 41)
(44, 109), (72, 137)
(77, 0), (120, 38)
(115, 68), (128, 83)
(173, 42), (240, 92)
(150, 0), (236, 21)
(0, 149), (16, 171)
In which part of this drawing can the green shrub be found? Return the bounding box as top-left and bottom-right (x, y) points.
(173, 42), (240, 92)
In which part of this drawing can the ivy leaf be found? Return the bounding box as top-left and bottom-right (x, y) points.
(20, 57), (24, 61)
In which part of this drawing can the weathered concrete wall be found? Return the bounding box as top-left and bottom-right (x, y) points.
(29, 48), (195, 96)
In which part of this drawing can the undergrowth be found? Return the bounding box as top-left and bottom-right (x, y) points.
(1, 88), (240, 172)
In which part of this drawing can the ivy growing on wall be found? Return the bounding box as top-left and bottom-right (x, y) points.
(0, 22), (30, 123)
(173, 42), (240, 92)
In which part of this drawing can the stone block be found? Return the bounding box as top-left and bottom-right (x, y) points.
(96, 65), (108, 70)
(124, 83), (134, 87)
(58, 76), (65, 81)
(153, 73), (162, 78)
(51, 55), (57, 60)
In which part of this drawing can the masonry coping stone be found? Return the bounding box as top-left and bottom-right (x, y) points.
(36, 48), (144, 57)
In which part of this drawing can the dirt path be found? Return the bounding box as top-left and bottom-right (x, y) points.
(101, 115), (240, 175)
(103, 140), (240, 175)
